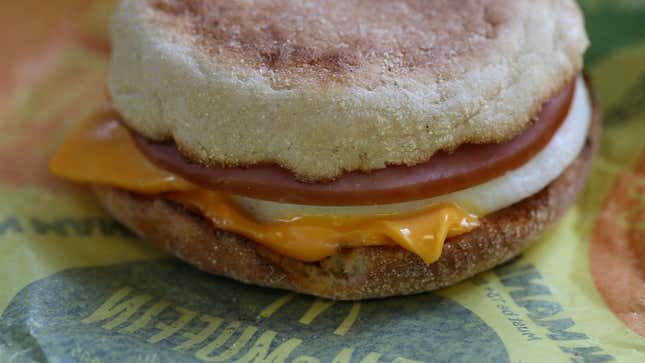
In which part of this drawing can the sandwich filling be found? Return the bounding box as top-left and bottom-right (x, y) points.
(50, 77), (591, 264)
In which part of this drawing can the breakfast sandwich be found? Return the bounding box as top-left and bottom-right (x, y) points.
(50, 0), (597, 299)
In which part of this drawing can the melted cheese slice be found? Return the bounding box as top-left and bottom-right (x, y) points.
(50, 109), (194, 194)
(49, 112), (480, 263)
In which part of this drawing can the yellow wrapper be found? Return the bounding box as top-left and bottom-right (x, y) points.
(0, 1), (643, 362)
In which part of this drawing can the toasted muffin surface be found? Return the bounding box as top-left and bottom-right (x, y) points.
(109, 0), (588, 181)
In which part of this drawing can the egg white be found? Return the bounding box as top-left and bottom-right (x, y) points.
(233, 77), (591, 221)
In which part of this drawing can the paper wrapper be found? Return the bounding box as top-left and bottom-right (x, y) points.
(0, 1), (643, 362)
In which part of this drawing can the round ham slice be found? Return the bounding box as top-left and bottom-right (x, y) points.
(132, 81), (574, 206)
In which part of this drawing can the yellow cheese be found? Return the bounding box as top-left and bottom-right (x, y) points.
(50, 111), (480, 264)
(168, 190), (478, 262)
(50, 109), (195, 194)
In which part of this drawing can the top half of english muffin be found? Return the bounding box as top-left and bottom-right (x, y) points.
(109, 0), (588, 182)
